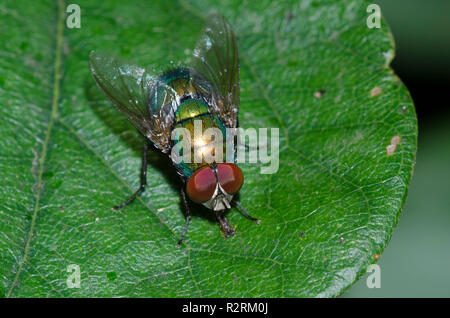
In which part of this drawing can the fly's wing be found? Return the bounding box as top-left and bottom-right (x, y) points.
(191, 13), (239, 128)
(89, 51), (177, 153)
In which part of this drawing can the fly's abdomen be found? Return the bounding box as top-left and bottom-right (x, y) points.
(149, 67), (212, 112)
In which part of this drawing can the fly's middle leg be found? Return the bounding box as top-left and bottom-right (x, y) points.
(113, 141), (149, 210)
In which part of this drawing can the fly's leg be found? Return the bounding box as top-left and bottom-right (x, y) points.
(234, 200), (261, 224)
(177, 181), (191, 247)
(242, 143), (259, 151)
(237, 136), (266, 151)
(113, 141), (149, 210)
(217, 213), (236, 237)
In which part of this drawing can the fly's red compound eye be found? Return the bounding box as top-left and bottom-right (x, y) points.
(186, 167), (217, 203)
(217, 163), (244, 195)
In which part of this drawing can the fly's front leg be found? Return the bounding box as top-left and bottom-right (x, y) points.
(113, 141), (149, 210)
(234, 200), (261, 224)
(177, 180), (191, 247)
(217, 213), (236, 238)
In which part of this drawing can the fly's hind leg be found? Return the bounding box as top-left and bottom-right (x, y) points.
(113, 141), (150, 210)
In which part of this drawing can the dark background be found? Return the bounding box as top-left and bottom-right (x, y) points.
(344, 0), (450, 297)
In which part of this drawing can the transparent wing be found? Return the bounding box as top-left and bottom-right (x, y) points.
(89, 51), (177, 153)
(191, 13), (240, 128)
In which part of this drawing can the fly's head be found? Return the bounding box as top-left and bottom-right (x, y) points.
(186, 163), (243, 212)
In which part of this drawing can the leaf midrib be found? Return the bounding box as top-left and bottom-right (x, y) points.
(6, 0), (65, 297)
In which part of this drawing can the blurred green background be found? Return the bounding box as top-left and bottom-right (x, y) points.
(344, 0), (450, 297)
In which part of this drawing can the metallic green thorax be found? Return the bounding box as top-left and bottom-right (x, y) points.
(162, 68), (229, 178)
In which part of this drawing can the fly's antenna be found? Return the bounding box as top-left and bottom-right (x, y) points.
(221, 197), (231, 209)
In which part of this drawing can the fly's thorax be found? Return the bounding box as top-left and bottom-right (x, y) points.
(170, 100), (230, 178)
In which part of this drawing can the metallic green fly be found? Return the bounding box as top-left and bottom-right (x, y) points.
(89, 14), (260, 245)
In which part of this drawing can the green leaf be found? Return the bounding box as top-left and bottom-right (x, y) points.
(0, 0), (417, 297)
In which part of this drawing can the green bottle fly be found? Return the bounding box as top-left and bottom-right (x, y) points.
(89, 14), (260, 245)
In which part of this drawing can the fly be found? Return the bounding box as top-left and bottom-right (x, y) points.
(89, 13), (260, 246)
